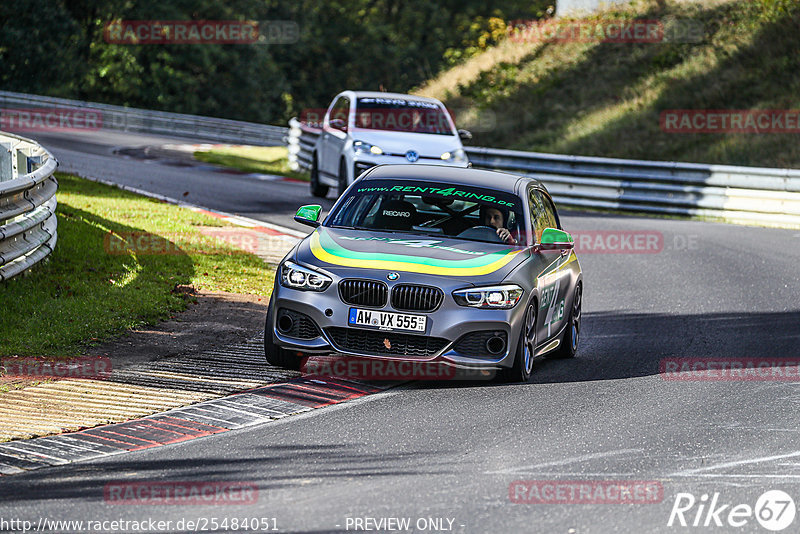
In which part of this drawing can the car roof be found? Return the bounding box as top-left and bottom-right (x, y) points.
(360, 164), (546, 194)
(346, 91), (444, 105)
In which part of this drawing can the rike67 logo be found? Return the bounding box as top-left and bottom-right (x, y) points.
(668, 490), (796, 531)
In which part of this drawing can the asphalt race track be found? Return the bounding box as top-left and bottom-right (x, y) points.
(30, 129), (336, 234)
(1, 129), (799, 533)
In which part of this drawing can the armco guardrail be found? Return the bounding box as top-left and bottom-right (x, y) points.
(287, 117), (800, 228)
(0, 132), (58, 281)
(465, 147), (800, 227)
(0, 91), (287, 146)
(286, 118), (320, 172)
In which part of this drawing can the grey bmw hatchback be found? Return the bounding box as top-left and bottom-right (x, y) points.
(265, 164), (582, 382)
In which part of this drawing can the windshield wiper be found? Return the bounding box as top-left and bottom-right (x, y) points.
(329, 225), (408, 234)
(330, 225), (372, 231)
(330, 225), (448, 238)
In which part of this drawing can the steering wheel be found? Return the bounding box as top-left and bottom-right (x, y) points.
(457, 226), (503, 243)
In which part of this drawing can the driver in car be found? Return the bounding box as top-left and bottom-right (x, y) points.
(480, 205), (516, 244)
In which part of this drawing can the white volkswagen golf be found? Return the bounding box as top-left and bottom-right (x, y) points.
(309, 91), (472, 198)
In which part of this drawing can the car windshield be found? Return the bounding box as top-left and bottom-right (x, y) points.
(327, 179), (529, 245)
(353, 97), (454, 135)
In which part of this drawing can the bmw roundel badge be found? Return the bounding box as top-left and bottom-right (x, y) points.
(387, 272), (400, 281)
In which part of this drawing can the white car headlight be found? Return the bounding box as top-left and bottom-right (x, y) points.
(452, 284), (523, 309)
(280, 261), (332, 291)
(353, 140), (383, 155)
(442, 148), (467, 163)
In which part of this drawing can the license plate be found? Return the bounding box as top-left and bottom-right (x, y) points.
(348, 308), (427, 333)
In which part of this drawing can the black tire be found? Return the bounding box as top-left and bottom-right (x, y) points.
(264, 300), (302, 370)
(337, 158), (348, 196)
(547, 283), (582, 359)
(503, 303), (536, 383)
(310, 154), (329, 198)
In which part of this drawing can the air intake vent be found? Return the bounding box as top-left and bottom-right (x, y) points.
(276, 309), (321, 339)
(453, 331), (508, 357)
(326, 327), (448, 358)
(339, 279), (388, 307)
(391, 284), (443, 312)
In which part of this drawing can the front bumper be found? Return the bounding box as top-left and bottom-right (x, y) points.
(270, 281), (526, 370)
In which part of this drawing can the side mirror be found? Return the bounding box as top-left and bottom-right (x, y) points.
(538, 228), (574, 251)
(329, 118), (347, 131)
(458, 129), (472, 141)
(294, 205), (322, 228)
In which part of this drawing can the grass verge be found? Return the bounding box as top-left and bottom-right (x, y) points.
(416, 0), (800, 168)
(194, 145), (309, 181)
(0, 173), (275, 357)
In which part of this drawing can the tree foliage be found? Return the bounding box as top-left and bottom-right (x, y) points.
(0, 0), (550, 123)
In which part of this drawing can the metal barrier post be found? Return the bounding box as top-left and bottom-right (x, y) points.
(0, 142), (12, 182)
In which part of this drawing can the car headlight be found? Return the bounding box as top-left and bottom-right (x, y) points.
(441, 148), (467, 163)
(353, 140), (383, 155)
(280, 261), (332, 291)
(453, 284), (523, 309)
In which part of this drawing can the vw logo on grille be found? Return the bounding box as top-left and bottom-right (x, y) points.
(405, 150), (419, 162)
(387, 272), (399, 281)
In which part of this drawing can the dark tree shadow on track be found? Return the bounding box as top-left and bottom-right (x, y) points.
(424, 309), (800, 389)
(0, 444), (452, 506)
(533, 309), (800, 383)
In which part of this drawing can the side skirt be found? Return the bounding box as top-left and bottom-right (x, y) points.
(534, 321), (568, 357)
